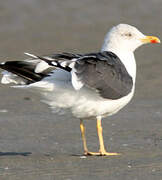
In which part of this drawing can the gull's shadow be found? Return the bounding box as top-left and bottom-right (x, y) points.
(0, 152), (32, 156)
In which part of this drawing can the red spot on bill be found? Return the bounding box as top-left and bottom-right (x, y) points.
(151, 39), (158, 43)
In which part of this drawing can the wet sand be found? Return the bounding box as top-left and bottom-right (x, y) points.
(0, 0), (162, 179)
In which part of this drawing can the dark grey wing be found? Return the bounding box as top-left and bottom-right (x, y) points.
(73, 51), (133, 100)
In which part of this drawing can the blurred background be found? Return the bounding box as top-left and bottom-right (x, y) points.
(0, 1), (162, 179)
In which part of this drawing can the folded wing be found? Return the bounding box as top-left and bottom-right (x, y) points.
(71, 51), (133, 99)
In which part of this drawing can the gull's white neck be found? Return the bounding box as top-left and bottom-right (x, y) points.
(101, 45), (136, 84)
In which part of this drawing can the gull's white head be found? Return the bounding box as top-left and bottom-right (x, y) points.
(102, 24), (160, 53)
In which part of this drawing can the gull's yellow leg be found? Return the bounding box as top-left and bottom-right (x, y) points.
(80, 119), (100, 155)
(80, 118), (120, 156)
(97, 116), (120, 156)
(80, 119), (89, 154)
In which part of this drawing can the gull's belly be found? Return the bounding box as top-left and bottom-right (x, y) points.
(40, 80), (135, 119)
(71, 89), (134, 119)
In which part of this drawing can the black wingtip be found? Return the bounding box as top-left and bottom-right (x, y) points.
(0, 60), (48, 84)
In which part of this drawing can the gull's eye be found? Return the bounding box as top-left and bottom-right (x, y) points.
(121, 32), (132, 37)
(125, 33), (132, 37)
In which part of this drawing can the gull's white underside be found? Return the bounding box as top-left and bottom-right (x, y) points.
(1, 69), (135, 119)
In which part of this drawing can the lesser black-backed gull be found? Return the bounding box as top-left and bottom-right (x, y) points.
(0, 24), (160, 156)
